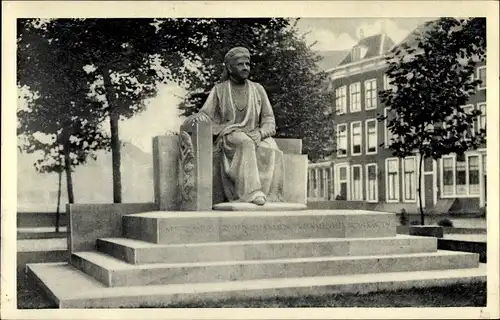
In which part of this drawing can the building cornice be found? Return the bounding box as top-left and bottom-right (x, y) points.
(327, 56), (388, 81)
(325, 55), (384, 74)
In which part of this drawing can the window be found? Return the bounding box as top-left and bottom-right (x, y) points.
(442, 157), (454, 196)
(311, 169), (321, 198)
(335, 86), (347, 114)
(319, 168), (325, 198)
(364, 79), (377, 110)
(366, 164), (378, 202)
(335, 165), (349, 200)
(456, 154), (467, 195)
(483, 154), (487, 203)
(477, 66), (486, 90)
(478, 103), (486, 132)
(365, 119), (377, 154)
(482, 154), (487, 176)
(468, 155), (480, 195)
(441, 153), (482, 197)
(384, 107), (395, 147)
(403, 157), (416, 201)
(351, 165), (363, 201)
(326, 168), (333, 200)
(386, 158), (400, 202)
(349, 82), (361, 112)
(336, 124), (348, 157)
(352, 46), (362, 61)
(308, 169), (315, 197)
(351, 121), (362, 155)
(311, 169), (318, 194)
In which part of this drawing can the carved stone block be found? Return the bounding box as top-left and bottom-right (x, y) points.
(179, 121), (213, 211)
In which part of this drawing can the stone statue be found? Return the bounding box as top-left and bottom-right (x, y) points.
(185, 47), (284, 205)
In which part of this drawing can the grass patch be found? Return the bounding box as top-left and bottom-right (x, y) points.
(17, 272), (58, 309)
(139, 282), (486, 308)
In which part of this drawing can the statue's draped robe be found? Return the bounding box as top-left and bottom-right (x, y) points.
(198, 80), (284, 203)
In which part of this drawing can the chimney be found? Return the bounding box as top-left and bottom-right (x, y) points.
(359, 28), (364, 40)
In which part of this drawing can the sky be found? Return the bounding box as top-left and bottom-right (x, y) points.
(118, 17), (433, 153)
(297, 17), (432, 51)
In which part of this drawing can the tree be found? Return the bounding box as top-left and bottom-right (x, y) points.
(178, 18), (335, 161)
(379, 18), (486, 225)
(18, 18), (215, 203)
(17, 19), (110, 208)
(18, 129), (65, 232)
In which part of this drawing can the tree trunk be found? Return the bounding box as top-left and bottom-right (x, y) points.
(418, 153), (425, 225)
(110, 113), (122, 203)
(55, 170), (62, 233)
(64, 147), (75, 204)
(102, 66), (122, 203)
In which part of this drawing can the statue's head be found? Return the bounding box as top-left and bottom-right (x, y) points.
(222, 47), (251, 82)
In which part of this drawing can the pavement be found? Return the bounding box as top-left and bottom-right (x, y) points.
(18, 226), (67, 233)
(17, 238), (67, 252)
(442, 234), (487, 242)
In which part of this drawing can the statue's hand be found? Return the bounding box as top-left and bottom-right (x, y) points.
(247, 130), (262, 144)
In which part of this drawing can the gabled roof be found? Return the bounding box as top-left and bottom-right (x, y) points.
(317, 50), (348, 71)
(338, 34), (395, 66)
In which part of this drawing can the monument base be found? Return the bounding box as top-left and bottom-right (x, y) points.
(26, 209), (484, 308)
(27, 261), (485, 308)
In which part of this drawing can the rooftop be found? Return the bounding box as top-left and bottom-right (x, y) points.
(338, 34), (395, 66)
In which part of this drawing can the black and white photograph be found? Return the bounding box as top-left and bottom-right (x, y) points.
(2, 1), (499, 319)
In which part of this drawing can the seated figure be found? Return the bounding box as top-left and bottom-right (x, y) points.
(186, 47), (284, 206)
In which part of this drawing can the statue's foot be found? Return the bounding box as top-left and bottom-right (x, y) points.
(252, 196), (266, 206)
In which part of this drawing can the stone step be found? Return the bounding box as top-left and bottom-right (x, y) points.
(96, 235), (437, 264)
(27, 261), (486, 309)
(122, 210), (397, 244)
(70, 250), (479, 287)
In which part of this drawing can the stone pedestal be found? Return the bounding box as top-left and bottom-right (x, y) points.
(152, 125), (308, 210)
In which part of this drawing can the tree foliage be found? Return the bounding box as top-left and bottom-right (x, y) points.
(17, 18), (215, 202)
(379, 17), (486, 224)
(17, 19), (110, 203)
(178, 18), (335, 161)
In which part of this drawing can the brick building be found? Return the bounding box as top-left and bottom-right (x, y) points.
(307, 30), (487, 214)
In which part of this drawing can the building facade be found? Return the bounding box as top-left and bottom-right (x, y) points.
(308, 32), (487, 214)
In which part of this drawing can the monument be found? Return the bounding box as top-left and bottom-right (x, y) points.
(185, 47), (285, 206)
(25, 48), (484, 309)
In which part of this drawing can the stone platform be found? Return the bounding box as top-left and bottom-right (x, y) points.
(121, 210), (396, 244)
(27, 209), (485, 308)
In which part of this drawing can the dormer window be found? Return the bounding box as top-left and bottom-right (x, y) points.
(352, 47), (362, 61)
(351, 46), (368, 61)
